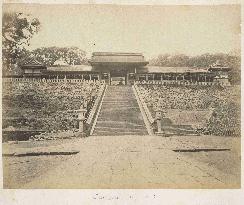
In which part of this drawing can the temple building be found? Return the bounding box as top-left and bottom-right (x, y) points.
(19, 57), (47, 77)
(89, 52), (149, 85)
(18, 52), (231, 86)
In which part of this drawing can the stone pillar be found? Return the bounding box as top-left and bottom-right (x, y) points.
(109, 72), (111, 85)
(126, 72), (130, 85)
(146, 74), (149, 81)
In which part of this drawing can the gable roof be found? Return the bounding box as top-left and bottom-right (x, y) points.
(21, 57), (42, 66)
(19, 56), (46, 69)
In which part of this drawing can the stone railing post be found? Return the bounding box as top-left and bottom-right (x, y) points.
(83, 100), (88, 109)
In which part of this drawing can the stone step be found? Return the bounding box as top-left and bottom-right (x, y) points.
(92, 85), (148, 136)
(99, 107), (140, 110)
(104, 97), (134, 99)
(93, 130), (148, 136)
(97, 118), (144, 122)
(94, 126), (147, 131)
(96, 121), (145, 127)
(101, 102), (138, 105)
(94, 129), (147, 135)
(102, 101), (138, 103)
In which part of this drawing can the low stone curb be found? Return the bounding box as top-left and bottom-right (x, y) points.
(3, 150), (79, 157)
(172, 148), (231, 152)
(16, 150), (79, 156)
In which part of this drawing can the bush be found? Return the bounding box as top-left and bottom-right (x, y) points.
(137, 84), (240, 136)
(2, 80), (101, 132)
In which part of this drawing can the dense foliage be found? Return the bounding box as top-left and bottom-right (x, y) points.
(2, 81), (101, 132)
(138, 84), (240, 136)
(206, 102), (240, 136)
(30, 46), (88, 66)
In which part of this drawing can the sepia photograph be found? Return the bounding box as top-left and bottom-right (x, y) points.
(1, 2), (241, 189)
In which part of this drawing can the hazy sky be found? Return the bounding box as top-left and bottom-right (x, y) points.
(3, 4), (241, 58)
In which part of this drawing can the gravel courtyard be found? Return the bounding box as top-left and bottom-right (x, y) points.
(3, 135), (240, 189)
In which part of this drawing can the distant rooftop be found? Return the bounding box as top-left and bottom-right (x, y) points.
(208, 63), (231, 72)
(20, 56), (46, 69)
(53, 58), (69, 66)
(47, 65), (93, 72)
(92, 52), (143, 56)
(144, 66), (208, 73)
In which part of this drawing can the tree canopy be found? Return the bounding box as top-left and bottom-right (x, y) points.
(149, 52), (241, 84)
(30, 47), (88, 66)
(149, 52), (240, 69)
(2, 12), (41, 73)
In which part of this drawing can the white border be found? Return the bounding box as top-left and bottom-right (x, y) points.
(0, 1), (243, 205)
(2, 0), (242, 5)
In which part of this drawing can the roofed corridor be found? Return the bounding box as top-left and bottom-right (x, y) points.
(92, 86), (148, 136)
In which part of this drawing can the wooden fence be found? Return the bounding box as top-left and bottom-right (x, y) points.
(2, 77), (230, 86)
(134, 80), (229, 86)
(2, 77), (106, 84)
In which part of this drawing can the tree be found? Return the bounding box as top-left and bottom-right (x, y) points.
(2, 12), (40, 73)
(169, 54), (190, 67)
(31, 47), (88, 66)
(148, 52), (241, 84)
(157, 54), (170, 66)
(149, 52), (240, 69)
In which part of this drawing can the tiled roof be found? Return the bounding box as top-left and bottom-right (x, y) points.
(47, 65), (93, 72)
(90, 52), (148, 64)
(144, 66), (208, 73)
(92, 52), (143, 56)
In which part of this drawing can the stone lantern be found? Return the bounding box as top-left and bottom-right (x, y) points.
(76, 107), (87, 133)
(155, 109), (163, 133)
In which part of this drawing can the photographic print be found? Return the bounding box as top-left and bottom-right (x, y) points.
(1, 2), (241, 189)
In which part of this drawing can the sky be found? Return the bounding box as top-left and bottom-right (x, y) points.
(3, 3), (241, 59)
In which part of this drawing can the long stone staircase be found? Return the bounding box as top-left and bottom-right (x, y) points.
(92, 86), (148, 136)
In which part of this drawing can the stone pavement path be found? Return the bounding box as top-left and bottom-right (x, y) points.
(21, 135), (240, 189)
